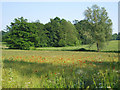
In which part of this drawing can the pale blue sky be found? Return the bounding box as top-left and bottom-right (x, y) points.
(1, 2), (118, 34)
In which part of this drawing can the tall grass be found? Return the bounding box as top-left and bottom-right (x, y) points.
(1, 40), (119, 88)
(2, 50), (119, 88)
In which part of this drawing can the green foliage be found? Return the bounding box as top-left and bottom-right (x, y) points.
(4, 17), (36, 50)
(74, 20), (93, 45)
(111, 33), (120, 40)
(3, 16), (80, 49)
(2, 50), (119, 88)
(31, 21), (48, 47)
(61, 20), (80, 46)
(45, 17), (62, 47)
(45, 17), (80, 47)
(58, 39), (66, 47)
(117, 32), (120, 40)
(0, 31), (8, 42)
(112, 33), (118, 40)
(84, 4), (113, 51)
(2, 4), (114, 50)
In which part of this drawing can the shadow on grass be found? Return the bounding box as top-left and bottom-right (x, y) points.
(3, 59), (58, 78)
(101, 51), (120, 53)
(62, 48), (120, 53)
(65, 48), (97, 52)
(3, 59), (120, 75)
(2, 47), (120, 53)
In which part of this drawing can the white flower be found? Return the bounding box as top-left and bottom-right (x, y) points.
(107, 86), (111, 88)
(116, 70), (118, 73)
(28, 82), (30, 84)
(10, 77), (12, 80)
(99, 86), (103, 88)
(48, 80), (51, 82)
(57, 73), (60, 75)
(75, 69), (84, 74)
(99, 83), (102, 85)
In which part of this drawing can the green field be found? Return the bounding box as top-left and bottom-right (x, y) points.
(1, 40), (120, 88)
(35, 40), (120, 52)
(1, 40), (119, 51)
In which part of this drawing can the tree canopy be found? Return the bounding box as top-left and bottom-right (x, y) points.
(2, 5), (114, 51)
(3, 17), (80, 49)
(4, 17), (37, 50)
(45, 17), (80, 47)
(74, 20), (93, 45)
(84, 4), (113, 51)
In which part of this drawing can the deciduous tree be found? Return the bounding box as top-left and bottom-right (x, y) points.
(5, 17), (37, 50)
(84, 5), (112, 51)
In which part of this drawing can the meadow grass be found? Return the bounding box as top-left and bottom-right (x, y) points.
(2, 50), (120, 88)
(1, 40), (120, 88)
(35, 40), (119, 52)
(1, 40), (119, 52)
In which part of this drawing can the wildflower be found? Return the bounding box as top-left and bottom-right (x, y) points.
(28, 82), (30, 84)
(10, 77), (12, 80)
(55, 73), (56, 74)
(113, 66), (115, 70)
(57, 73), (60, 74)
(60, 58), (63, 60)
(107, 86), (111, 88)
(116, 70), (118, 73)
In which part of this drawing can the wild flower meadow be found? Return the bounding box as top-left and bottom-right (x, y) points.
(2, 50), (119, 88)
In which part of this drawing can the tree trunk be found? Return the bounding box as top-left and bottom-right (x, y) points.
(97, 43), (100, 52)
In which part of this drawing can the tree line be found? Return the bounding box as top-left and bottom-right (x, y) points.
(2, 17), (80, 50)
(1, 5), (114, 51)
(111, 33), (120, 40)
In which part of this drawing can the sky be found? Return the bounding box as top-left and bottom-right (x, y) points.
(0, 1), (119, 34)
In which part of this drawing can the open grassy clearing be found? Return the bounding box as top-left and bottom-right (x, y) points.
(1, 40), (120, 88)
(35, 40), (119, 52)
(1, 40), (119, 52)
(2, 50), (120, 88)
